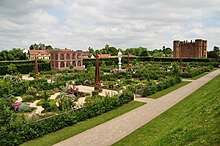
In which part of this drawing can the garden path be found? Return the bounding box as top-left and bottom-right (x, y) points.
(29, 100), (44, 114)
(76, 85), (118, 97)
(182, 78), (194, 82)
(22, 75), (34, 81)
(54, 69), (220, 146)
(15, 96), (22, 102)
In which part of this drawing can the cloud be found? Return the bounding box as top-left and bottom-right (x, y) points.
(0, 0), (220, 51)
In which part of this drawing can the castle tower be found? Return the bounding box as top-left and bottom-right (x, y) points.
(202, 40), (207, 57)
(173, 40), (180, 57)
(195, 39), (203, 57)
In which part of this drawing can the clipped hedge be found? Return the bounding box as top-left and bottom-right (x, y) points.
(83, 57), (215, 67)
(143, 76), (181, 97)
(0, 91), (133, 146)
(0, 61), (50, 75)
(181, 66), (213, 78)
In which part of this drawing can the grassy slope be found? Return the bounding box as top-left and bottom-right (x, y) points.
(21, 101), (145, 146)
(113, 75), (220, 146)
(147, 81), (190, 99)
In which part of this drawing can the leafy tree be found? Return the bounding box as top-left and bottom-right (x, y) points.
(29, 43), (53, 50)
(163, 47), (172, 56)
(0, 48), (27, 61)
(208, 46), (220, 60)
(88, 47), (94, 54)
(140, 50), (149, 56)
(125, 47), (149, 56)
(46, 45), (53, 50)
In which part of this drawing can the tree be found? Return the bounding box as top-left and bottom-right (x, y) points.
(88, 47), (94, 54)
(0, 49), (27, 61)
(163, 47), (172, 56)
(140, 50), (149, 56)
(125, 47), (149, 56)
(207, 46), (220, 60)
(46, 45), (53, 50)
(29, 43), (53, 50)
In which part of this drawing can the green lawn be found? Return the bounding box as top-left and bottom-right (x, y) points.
(113, 75), (220, 146)
(147, 81), (190, 99)
(21, 101), (145, 146)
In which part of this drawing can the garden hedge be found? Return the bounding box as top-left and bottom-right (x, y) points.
(0, 91), (134, 146)
(83, 57), (216, 67)
(0, 61), (50, 75)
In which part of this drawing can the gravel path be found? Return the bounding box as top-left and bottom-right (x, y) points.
(54, 69), (220, 146)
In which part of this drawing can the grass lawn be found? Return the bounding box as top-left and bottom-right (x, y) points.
(21, 101), (145, 146)
(147, 81), (190, 99)
(113, 75), (220, 146)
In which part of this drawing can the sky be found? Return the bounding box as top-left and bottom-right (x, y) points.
(0, 0), (220, 51)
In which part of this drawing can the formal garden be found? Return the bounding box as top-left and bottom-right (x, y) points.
(0, 57), (217, 145)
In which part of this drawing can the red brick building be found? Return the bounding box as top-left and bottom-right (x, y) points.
(50, 49), (83, 70)
(28, 50), (50, 60)
(173, 39), (207, 58)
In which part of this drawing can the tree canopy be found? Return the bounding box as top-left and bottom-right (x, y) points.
(0, 48), (27, 61)
(207, 46), (220, 60)
(29, 43), (53, 50)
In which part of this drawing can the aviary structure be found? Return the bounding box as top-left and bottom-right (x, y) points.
(50, 48), (83, 70)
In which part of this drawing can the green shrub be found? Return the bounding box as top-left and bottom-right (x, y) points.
(92, 90), (99, 96)
(18, 104), (30, 112)
(22, 95), (35, 102)
(0, 90), (133, 146)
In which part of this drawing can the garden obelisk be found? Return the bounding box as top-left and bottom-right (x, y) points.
(35, 55), (39, 79)
(94, 54), (101, 91)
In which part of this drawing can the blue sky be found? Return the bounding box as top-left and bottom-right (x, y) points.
(0, 0), (219, 51)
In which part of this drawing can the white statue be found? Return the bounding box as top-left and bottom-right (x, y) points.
(118, 51), (122, 71)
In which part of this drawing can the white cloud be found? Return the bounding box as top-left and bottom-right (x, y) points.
(0, 0), (219, 51)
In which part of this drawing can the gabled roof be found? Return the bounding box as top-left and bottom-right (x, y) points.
(29, 50), (50, 55)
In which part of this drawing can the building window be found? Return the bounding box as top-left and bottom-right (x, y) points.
(72, 54), (76, 59)
(66, 62), (70, 67)
(52, 62), (54, 67)
(78, 61), (81, 66)
(66, 54), (70, 60)
(77, 54), (81, 59)
(60, 54), (64, 60)
(55, 62), (58, 67)
(55, 54), (58, 60)
(60, 62), (65, 68)
(72, 61), (76, 67)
